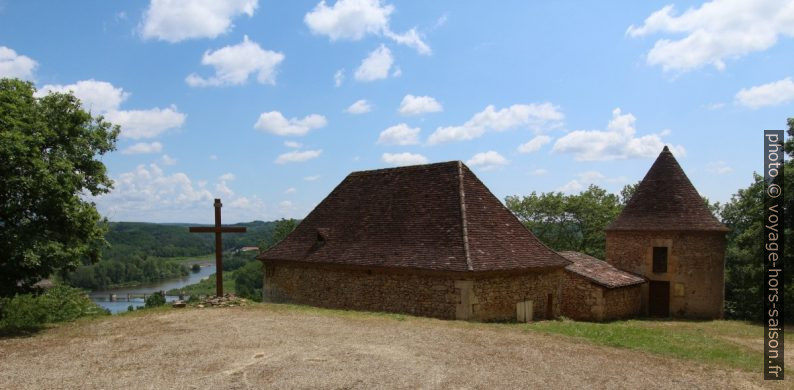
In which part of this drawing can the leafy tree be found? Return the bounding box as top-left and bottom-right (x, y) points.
(145, 291), (166, 308)
(236, 218), (298, 301)
(259, 218), (298, 251)
(505, 185), (622, 259)
(0, 79), (118, 296)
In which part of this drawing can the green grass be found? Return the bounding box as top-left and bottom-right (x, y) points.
(522, 319), (769, 372)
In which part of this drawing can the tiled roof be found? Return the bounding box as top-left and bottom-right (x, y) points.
(558, 251), (646, 288)
(606, 146), (729, 232)
(259, 161), (569, 272)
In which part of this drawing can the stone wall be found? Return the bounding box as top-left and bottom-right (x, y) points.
(263, 262), (564, 321)
(560, 272), (642, 321)
(602, 285), (642, 321)
(605, 230), (725, 318)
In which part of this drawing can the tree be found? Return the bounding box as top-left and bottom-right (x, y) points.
(505, 185), (622, 259)
(238, 219), (298, 301)
(0, 78), (119, 297)
(258, 218), (298, 251)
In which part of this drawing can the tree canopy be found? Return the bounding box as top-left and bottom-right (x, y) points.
(0, 78), (118, 296)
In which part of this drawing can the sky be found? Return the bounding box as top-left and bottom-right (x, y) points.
(1, 0), (792, 223)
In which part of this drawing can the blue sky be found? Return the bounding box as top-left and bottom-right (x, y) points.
(1, 0), (792, 223)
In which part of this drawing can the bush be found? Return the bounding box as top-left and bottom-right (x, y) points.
(0, 285), (108, 334)
(191, 263), (201, 272)
(234, 261), (263, 302)
(145, 291), (166, 308)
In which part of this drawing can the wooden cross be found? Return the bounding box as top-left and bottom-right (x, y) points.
(189, 198), (246, 297)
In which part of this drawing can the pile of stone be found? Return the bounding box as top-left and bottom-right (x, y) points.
(194, 293), (248, 308)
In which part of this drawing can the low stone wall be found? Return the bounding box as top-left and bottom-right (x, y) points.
(263, 261), (564, 321)
(561, 272), (643, 322)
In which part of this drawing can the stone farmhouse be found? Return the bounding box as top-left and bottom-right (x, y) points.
(259, 147), (726, 321)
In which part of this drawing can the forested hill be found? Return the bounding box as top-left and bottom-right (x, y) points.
(102, 220), (279, 261)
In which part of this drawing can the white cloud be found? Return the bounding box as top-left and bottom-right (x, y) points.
(334, 69), (344, 87)
(186, 36), (284, 87)
(93, 163), (267, 222)
(304, 0), (430, 54)
(303, 175), (321, 181)
(553, 108), (685, 161)
(399, 94), (442, 116)
(735, 77), (794, 108)
(140, 0), (258, 42)
(105, 106), (186, 139)
(517, 135), (552, 154)
(284, 187), (297, 194)
(219, 173), (236, 181)
(381, 152), (428, 166)
(255, 111), (327, 136)
(284, 140), (302, 148)
(377, 123), (420, 145)
(345, 99), (372, 114)
(122, 141), (163, 155)
(38, 79), (129, 114)
(707, 161), (733, 174)
(0, 46), (37, 80)
(209, 154), (218, 160)
(428, 103), (563, 144)
(466, 151), (508, 171)
(38, 80), (186, 139)
(627, 0), (794, 72)
(354, 44), (394, 82)
(557, 180), (584, 194)
(577, 171), (606, 183)
(275, 149), (322, 164)
(161, 154), (177, 165)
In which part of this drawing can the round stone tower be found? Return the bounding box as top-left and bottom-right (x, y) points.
(605, 146), (728, 318)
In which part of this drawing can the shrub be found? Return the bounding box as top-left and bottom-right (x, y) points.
(0, 285), (108, 334)
(145, 291), (166, 308)
(191, 264), (201, 273)
(234, 260), (263, 302)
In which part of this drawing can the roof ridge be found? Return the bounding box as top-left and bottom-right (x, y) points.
(457, 161), (473, 271)
(348, 161), (461, 177)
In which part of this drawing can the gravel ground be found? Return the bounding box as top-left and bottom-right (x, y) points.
(0, 305), (785, 389)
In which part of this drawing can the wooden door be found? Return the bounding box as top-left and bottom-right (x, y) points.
(648, 281), (670, 317)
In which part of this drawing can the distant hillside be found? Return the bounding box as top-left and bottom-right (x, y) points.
(102, 220), (280, 261)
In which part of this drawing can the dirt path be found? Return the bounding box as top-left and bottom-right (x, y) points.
(0, 305), (784, 389)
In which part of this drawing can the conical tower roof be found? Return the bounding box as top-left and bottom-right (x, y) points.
(607, 147), (728, 232)
(259, 161), (569, 271)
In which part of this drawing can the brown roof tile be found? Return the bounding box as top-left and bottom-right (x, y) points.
(606, 146), (728, 232)
(559, 251), (646, 288)
(259, 161), (569, 271)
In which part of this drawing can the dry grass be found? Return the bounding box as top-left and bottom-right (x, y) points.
(0, 304), (788, 389)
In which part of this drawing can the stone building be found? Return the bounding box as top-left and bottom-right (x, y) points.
(258, 161), (571, 321)
(558, 251), (645, 321)
(605, 146), (729, 319)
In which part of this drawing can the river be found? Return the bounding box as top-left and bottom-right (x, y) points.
(90, 260), (215, 314)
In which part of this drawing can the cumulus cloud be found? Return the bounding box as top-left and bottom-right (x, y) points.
(284, 187), (297, 194)
(284, 140), (302, 148)
(627, 0), (794, 72)
(303, 175), (321, 181)
(93, 163), (267, 222)
(37, 80), (186, 139)
(122, 141), (163, 155)
(399, 94), (442, 116)
(466, 151), (508, 171)
(552, 108), (685, 161)
(186, 36), (284, 87)
(304, 0), (430, 54)
(530, 168), (548, 176)
(517, 135), (552, 154)
(0, 46), (37, 80)
(381, 152), (428, 166)
(275, 149), (322, 164)
(345, 99), (372, 114)
(334, 69), (345, 87)
(140, 0), (258, 42)
(735, 77), (794, 108)
(377, 123), (420, 145)
(354, 44), (394, 82)
(105, 106), (187, 139)
(254, 111), (327, 136)
(428, 103), (563, 144)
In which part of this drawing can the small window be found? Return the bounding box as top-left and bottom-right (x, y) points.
(653, 247), (668, 273)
